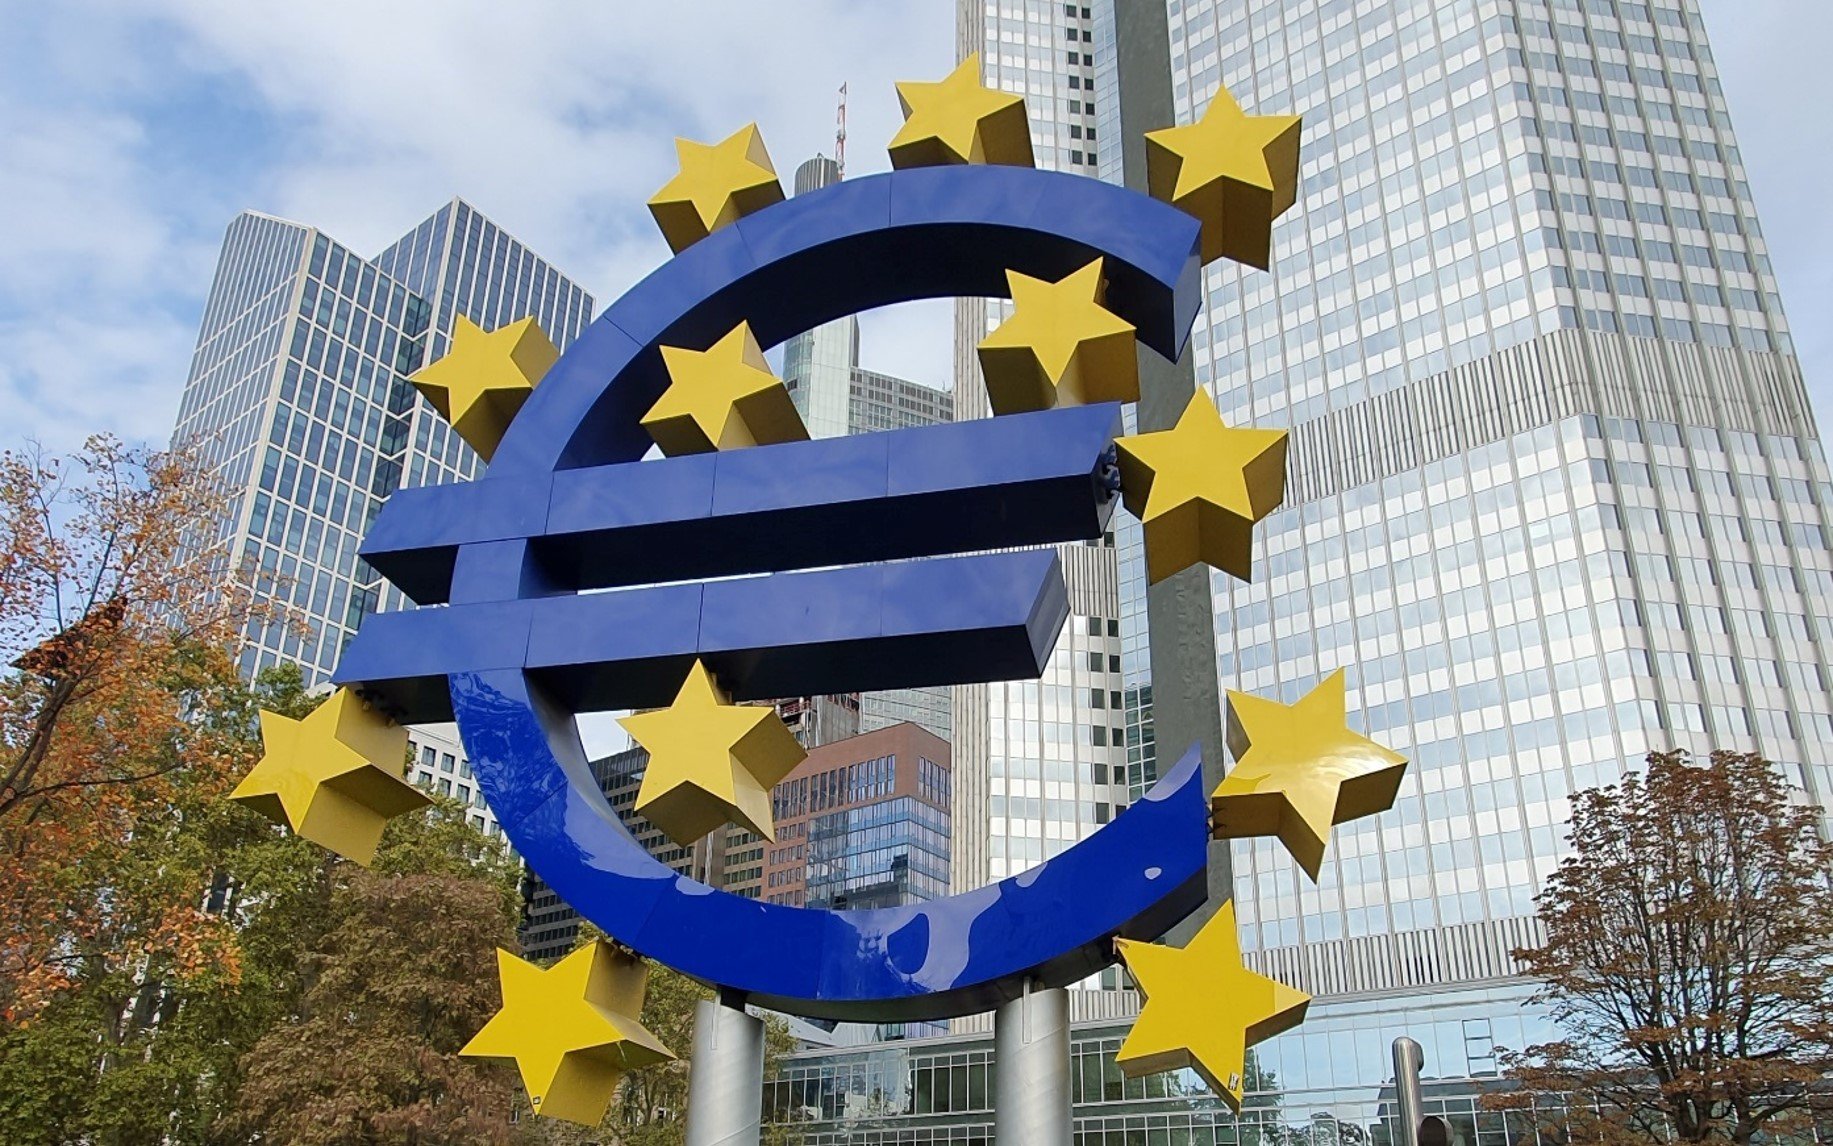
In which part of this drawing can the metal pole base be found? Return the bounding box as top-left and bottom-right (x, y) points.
(685, 994), (765, 1146)
(994, 983), (1072, 1145)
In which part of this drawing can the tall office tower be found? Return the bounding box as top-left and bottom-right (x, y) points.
(777, 154), (958, 744)
(1149, 0), (1833, 1120)
(949, 3), (1137, 1027)
(769, 0), (1833, 1138)
(172, 200), (594, 682)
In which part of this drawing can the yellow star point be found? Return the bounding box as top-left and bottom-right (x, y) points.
(976, 258), (1139, 415)
(1113, 390), (1287, 584)
(1115, 903), (1309, 1111)
(619, 660), (806, 846)
(889, 53), (1034, 168)
(229, 687), (429, 866)
(643, 322), (809, 456)
(461, 942), (674, 1126)
(648, 124), (785, 253)
(1145, 84), (1302, 269)
(409, 314), (557, 462)
(1217, 670), (1409, 880)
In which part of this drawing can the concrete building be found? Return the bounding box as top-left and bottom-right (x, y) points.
(779, 0), (1833, 1138)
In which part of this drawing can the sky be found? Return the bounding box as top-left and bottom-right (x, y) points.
(0, 0), (1826, 456)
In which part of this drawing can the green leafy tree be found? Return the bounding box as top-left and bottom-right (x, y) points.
(1487, 751), (1833, 1144)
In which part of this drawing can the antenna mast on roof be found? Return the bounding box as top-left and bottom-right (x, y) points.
(836, 82), (848, 179)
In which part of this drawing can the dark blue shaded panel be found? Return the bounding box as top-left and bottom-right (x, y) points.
(455, 664), (1212, 1021)
(358, 476), (552, 605)
(337, 552), (1067, 721)
(484, 165), (1200, 480)
(378, 405), (1119, 603)
(331, 600), (536, 723)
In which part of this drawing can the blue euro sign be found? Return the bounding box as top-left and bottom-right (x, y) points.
(334, 164), (1216, 1020)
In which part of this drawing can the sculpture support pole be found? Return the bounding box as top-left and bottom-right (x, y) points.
(685, 993), (764, 1146)
(994, 981), (1072, 1145)
(1392, 1037), (1427, 1146)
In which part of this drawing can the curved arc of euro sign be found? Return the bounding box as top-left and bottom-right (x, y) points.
(336, 162), (1213, 1021)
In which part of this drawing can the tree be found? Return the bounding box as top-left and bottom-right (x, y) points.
(1488, 750), (1833, 1144)
(225, 802), (528, 1145)
(0, 435), (267, 1015)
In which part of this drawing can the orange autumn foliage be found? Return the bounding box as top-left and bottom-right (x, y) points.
(0, 435), (275, 1016)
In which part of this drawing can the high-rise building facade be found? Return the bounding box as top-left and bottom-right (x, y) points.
(781, 0), (1833, 1138)
(172, 200), (593, 682)
(762, 722), (952, 911)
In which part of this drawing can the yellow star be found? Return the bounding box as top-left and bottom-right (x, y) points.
(643, 322), (809, 456)
(1115, 903), (1309, 1111)
(975, 259), (1139, 415)
(409, 315), (557, 462)
(619, 660), (806, 846)
(461, 942), (674, 1126)
(229, 687), (429, 866)
(889, 53), (1034, 168)
(1145, 83), (1302, 269)
(1112, 390), (1287, 584)
(1216, 670), (1409, 880)
(647, 124), (785, 253)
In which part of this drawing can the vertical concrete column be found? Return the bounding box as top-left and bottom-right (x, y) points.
(994, 982), (1073, 1145)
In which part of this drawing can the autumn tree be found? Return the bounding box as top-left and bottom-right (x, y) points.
(1490, 750), (1833, 1144)
(0, 435), (265, 1013)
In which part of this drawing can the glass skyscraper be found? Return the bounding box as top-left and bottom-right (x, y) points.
(777, 0), (1833, 1138)
(173, 199), (593, 679)
(172, 199), (594, 842)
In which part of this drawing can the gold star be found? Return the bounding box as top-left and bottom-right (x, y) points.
(1112, 390), (1287, 584)
(889, 53), (1034, 168)
(461, 942), (674, 1126)
(1145, 83), (1302, 269)
(229, 687), (429, 866)
(409, 315), (557, 462)
(647, 124), (785, 253)
(1216, 670), (1409, 880)
(619, 660), (806, 846)
(643, 322), (809, 455)
(975, 259), (1138, 415)
(1115, 903), (1309, 1111)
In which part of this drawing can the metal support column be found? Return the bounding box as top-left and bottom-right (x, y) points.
(685, 992), (764, 1146)
(1393, 1036), (1451, 1146)
(994, 982), (1072, 1145)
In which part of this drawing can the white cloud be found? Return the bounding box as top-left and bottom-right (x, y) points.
(2, 0), (1829, 452)
(0, 0), (952, 450)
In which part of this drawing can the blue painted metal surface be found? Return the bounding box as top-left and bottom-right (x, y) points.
(361, 403), (1122, 605)
(335, 551), (1069, 724)
(483, 166), (1200, 479)
(332, 159), (1214, 1019)
(455, 662), (1211, 1022)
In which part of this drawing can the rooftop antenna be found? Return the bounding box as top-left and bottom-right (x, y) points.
(836, 81), (848, 179)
